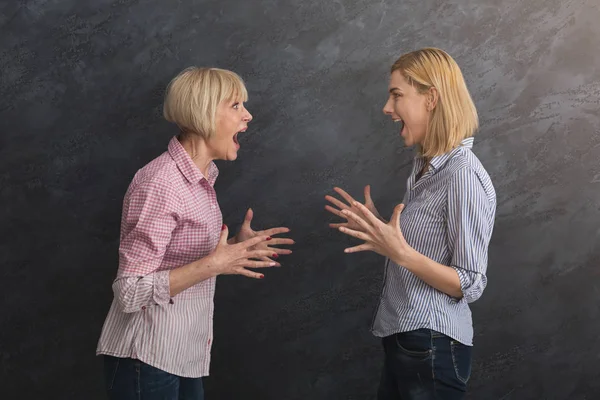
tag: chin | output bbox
[226,150,239,161]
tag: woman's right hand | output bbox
[325,185,386,232]
[210,224,281,279]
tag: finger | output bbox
[242,208,254,227]
[338,226,371,242]
[341,208,371,232]
[240,208,254,231]
[249,249,281,260]
[218,224,229,245]
[262,238,295,246]
[257,226,291,237]
[344,243,374,254]
[241,234,271,249]
[248,256,275,264]
[329,222,347,229]
[244,260,281,268]
[266,247,293,255]
[325,194,349,211]
[391,203,405,228]
[333,187,357,206]
[351,201,382,226]
[364,185,372,203]
[325,204,346,219]
[235,267,265,279]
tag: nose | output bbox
[243,108,253,122]
[382,97,393,116]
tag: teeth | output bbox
[394,119,403,123]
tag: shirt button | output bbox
[141,306,146,311]
[208,339,211,345]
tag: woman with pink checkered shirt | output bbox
[96,67,294,400]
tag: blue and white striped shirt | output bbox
[371,137,496,346]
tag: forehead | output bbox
[389,70,409,89]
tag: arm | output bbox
[397,251,463,299]
[113,179,216,313]
[399,168,493,301]
[445,167,494,302]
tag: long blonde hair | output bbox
[391,48,478,157]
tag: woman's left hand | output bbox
[336,201,414,264]
[233,208,294,261]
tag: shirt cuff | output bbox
[451,266,471,302]
[153,270,172,305]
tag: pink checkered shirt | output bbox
[96,136,223,378]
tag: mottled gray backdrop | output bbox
[1,0,599,399]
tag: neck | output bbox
[178,134,214,178]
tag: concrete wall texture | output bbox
[1,0,599,398]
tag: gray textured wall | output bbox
[1,0,599,399]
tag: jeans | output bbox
[103,356,204,400]
[377,329,472,400]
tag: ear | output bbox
[427,87,439,111]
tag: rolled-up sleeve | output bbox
[113,179,181,313]
[447,167,495,303]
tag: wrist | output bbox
[391,245,419,270]
[197,253,223,277]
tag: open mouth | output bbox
[233,127,247,146]
[394,119,405,135]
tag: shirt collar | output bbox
[420,137,474,172]
[168,136,219,186]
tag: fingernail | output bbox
[269,262,277,266]
[266,237,272,241]
[259,274,265,279]
[222,224,227,231]
[272,253,278,258]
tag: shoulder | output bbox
[445,148,496,201]
[126,152,183,204]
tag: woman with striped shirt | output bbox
[96,67,294,400]
[326,48,496,399]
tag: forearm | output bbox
[113,271,171,313]
[114,255,223,312]
[168,254,222,296]
[393,249,463,299]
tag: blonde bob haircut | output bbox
[391,47,478,158]
[163,67,248,139]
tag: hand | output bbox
[336,201,414,265]
[210,225,282,279]
[325,185,385,232]
[232,208,294,262]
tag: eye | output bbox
[232,102,240,110]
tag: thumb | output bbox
[219,224,229,245]
[364,185,372,202]
[391,204,405,228]
[242,208,253,227]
